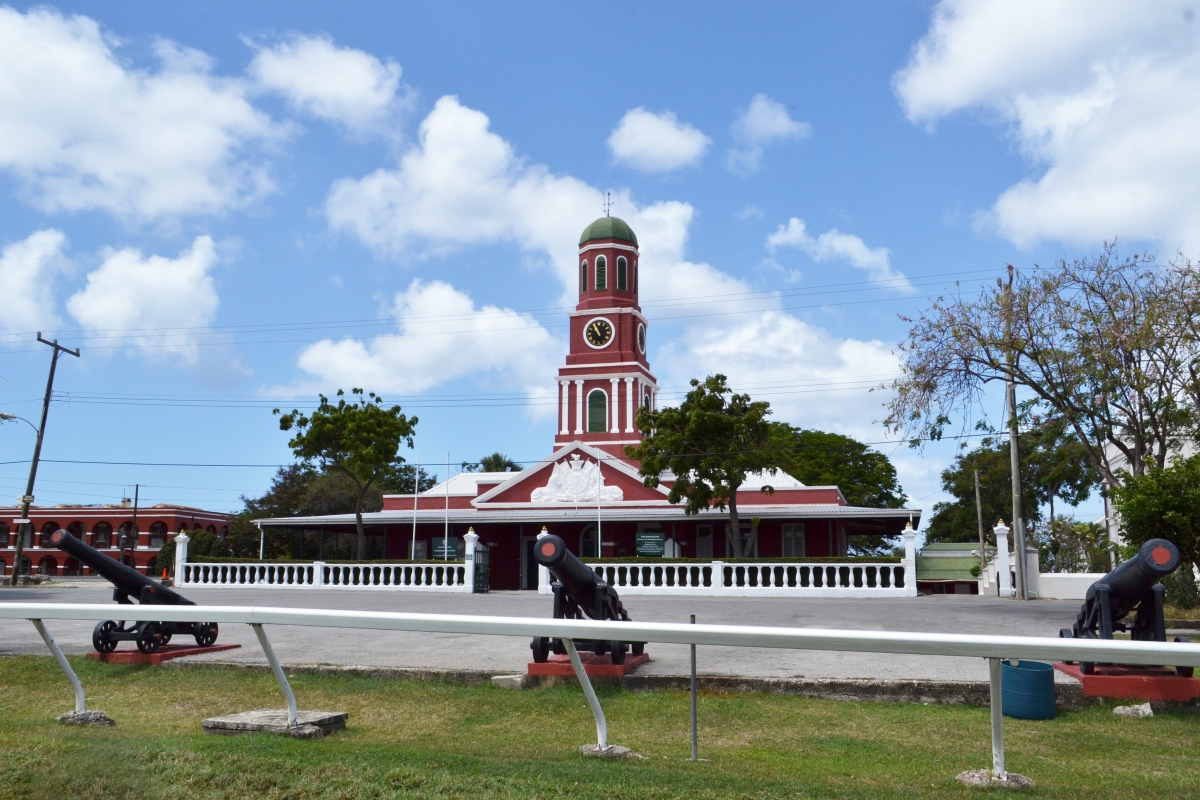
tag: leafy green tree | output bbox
[157,528,232,573]
[925,439,1021,545]
[1110,454,1200,570]
[1035,517,1111,574]
[771,427,905,508]
[627,375,784,557]
[276,389,418,560]
[766,426,907,556]
[462,452,520,472]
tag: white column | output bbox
[610,379,620,433]
[464,528,478,593]
[574,380,585,435]
[537,526,552,595]
[901,521,917,597]
[559,380,569,435]
[174,532,189,584]
[994,520,1014,598]
[625,377,635,432]
[651,387,657,411]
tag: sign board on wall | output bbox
[635,531,665,557]
[433,537,460,559]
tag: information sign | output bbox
[433,537,460,559]
[635,531,665,557]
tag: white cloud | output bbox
[766,218,909,287]
[894,0,1200,250]
[607,108,711,173]
[0,230,69,336]
[656,307,900,440]
[247,34,405,135]
[288,279,561,414]
[325,95,695,302]
[66,236,220,363]
[0,8,284,221]
[727,94,811,175]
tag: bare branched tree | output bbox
[885,243,1200,488]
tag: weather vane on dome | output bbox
[603,191,612,217]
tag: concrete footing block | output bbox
[201,709,347,737]
[57,710,115,726]
[580,744,643,759]
[955,770,1035,789]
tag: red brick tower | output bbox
[554,216,657,459]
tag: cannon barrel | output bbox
[534,534,602,611]
[49,528,192,606]
[1085,538,1179,622]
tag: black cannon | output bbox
[49,528,218,654]
[1059,537,1191,676]
[529,534,644,665]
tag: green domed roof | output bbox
[579,216,638,246]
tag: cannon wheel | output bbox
[530,636,550,663]
[136,622,165,654]
[609,641,626,666]
[92,620,119,653]
[1058,628,1077,664]
[631,641,645,657]
[1175,637,1195,678]
[194,622,218,648]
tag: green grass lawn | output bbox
[1,656,1198,799]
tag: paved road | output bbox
[0,582,1082,682]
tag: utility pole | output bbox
[10,334,80,585]
[1001,268,1029,600]
[974,469,987,573]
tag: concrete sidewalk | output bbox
[0,584,1085,684]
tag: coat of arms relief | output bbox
[531,454,624,503]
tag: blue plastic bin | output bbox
[1001,659,1056,720]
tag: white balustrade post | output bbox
[902,521,917,597]
[1025,545,1040,599]
[712,560,725,590]
[312,561,325,588]
[994,521,1014,598]
[464,528,478,593]
[537,527,552,595]
[174,532,189,585]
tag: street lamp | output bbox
[0,413,39,435]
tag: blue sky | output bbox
[1,1,1195,525]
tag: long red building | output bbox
[2,502,231,577]
[259,216,920,589]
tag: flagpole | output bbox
[411,453,419,560]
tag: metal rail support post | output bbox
[988,657,1006,780]
[562,638,607,748]
[31,619,85,713]
[690,614,698,760]
[251,623,297,728]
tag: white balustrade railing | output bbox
[180,560,470,592]
[585,560,914,597]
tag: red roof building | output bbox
[2,502,231,577]
[259,217,921,589]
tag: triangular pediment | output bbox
[473,441,670,506]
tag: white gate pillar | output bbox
[174,532,189,584]
[901,521,917,597]
[537,526,552,594]
[994,521,1014,598]
[464,528,478,593]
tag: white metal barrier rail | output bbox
[586,560,909,597]
[180,561,470,592]
[5,602,1200,782]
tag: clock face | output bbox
[584,317,614,348]
[637,323,646,354]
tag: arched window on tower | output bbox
[616,256,628,291]
[633,260,638,295]
[580,260,587,294]
[595,256,607,290]
[587,389,608,433]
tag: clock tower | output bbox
[555,216,657,459]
